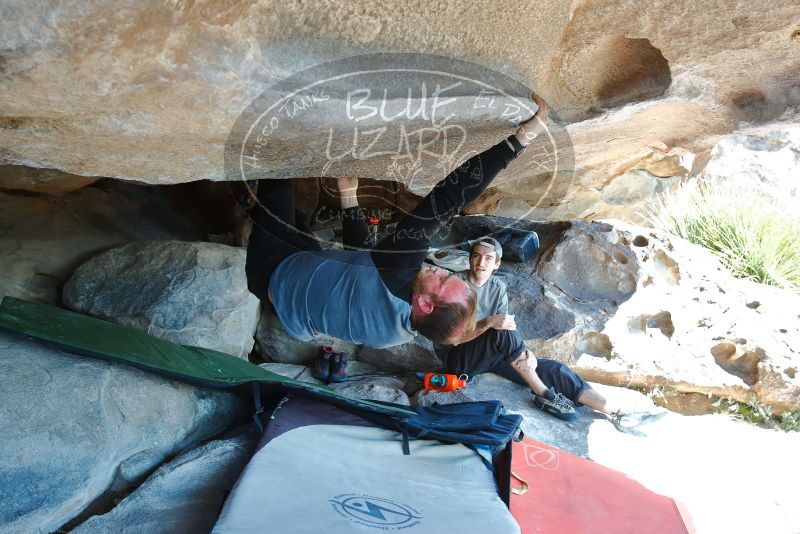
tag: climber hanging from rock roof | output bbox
[245,93,548,350]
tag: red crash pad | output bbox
[510,438,693,534]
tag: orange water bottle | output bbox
[423,373,468,392]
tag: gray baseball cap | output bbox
[468,236,503,259]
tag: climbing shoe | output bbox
[312,345,335,381]
[533,387,578,421]
[329,352,348,383]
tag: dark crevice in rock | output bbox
[647,311,675,339]
[653,250,681,285]
[728,84,794,125]
[55,465,138,533]
[57,422,261,533]
[575,331,613,360]
[556,35,672,120]
[628,311,675,339]
[711,342,762,386]
[594,37,671,109]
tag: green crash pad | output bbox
[0,296,414,418]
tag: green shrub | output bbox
[710,396,800,432]
[779,410,800,432]
[648,182,800,293]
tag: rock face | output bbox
[696,125,800,221]
[572,223,800,414]
[0,330,247,533]
[255,313,359,367]
[327,376,411,406]
[71,425,259,534]
[0,182,200,305]
[0,165,99,194]
[2,1,799,222]
[492,216,800,414]
[63,240,260,358]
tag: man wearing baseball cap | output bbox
[436,237,664,430]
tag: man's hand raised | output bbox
[337,177,359,209]
[514,92,550,147]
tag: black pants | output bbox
[245,178,376,306]
[245,180,322,305]
[439,329,590,405]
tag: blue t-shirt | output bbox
[269,249,417,349]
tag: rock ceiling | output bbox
[1,0,798,220]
